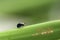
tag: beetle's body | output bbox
[0,20,60,40]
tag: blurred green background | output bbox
[0,0,60,31]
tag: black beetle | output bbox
[17,23,24,28]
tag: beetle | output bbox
[17,23,24,28]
